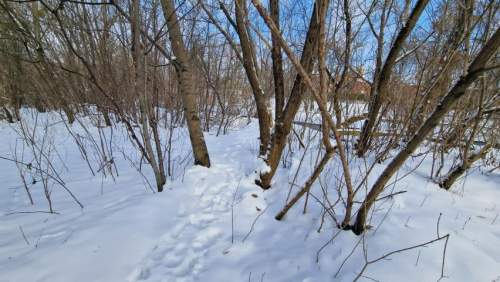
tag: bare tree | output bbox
[160,0,210,167]
[233,0,272,157]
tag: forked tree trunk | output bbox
[257,1,326,189]
[160,0,210,167]
[253,1,357,227]
[352,27,500,235]
[275,0,333,219]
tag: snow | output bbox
[256,157,271,174]
[0,111,499,282]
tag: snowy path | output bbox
[128,165,233,281]
[127,129,264,282]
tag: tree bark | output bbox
[270,0,285,125]
[160,0,210,167]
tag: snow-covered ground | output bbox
[0,111,499,282]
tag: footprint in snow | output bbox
[129,169,233,281]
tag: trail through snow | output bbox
[127,126,270,282]
[128,166,238,281]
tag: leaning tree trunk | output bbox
[352,27,500,235]
[439,143,492,190]
[410,0,474,136]
[160,0,210,167]
[356,0,430,157]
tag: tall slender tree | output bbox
[160,0,211,167]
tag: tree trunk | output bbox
[160,0,210,167]
[257,1,326,188]
[132,0,165,191]
[270,0,285,125]
[439,143,492,190]
[357,0,430,157]
[235,0,272,157]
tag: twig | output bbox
[492,213,498,225]
[420,194,430,207]
[5,210,60,216]
[242,206,269,242]
[462,216,471,230]
[353,234,449,281]
[231,179,242,244]
[334,236,363,277]
[405,216,412,228]
[316,229,343,263]
[19,226,31,246]
[437,213,442,237]
[373,200,395,235]
[375,190,407,202]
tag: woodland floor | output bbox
[0,112,499,282]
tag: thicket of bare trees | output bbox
[0,0,498,238]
